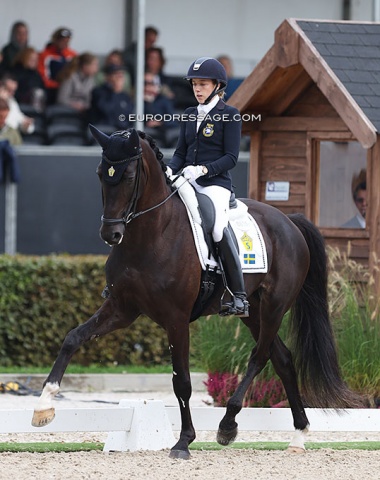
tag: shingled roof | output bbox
[297,20,380,132]
[230,19,380,148]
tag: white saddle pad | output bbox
[172,176,268,273]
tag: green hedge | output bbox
[0,255,171,367]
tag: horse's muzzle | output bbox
[100,219,125,246]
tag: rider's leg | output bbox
[216,226,249,317]
[196,184,249,318]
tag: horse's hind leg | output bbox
[270,335,309,453]
[217,321,273,444]
[217,296,286,446]
[32,300,137,427]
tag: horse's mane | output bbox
[137,130,172,187]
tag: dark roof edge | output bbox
[288,18,377,148]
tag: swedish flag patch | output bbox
[244,253,256,264]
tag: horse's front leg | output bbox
[32,300,138,427]
[166,323,194,460]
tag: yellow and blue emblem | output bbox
[108,166,116,177]
[240,232,253,251]
[203,123,214,137]
[244,253,256,264]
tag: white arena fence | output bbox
[0,400,379,452]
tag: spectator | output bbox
[57,52,99,112]
[145,46,174,99]
[0,97,22,145]
[1,21,29,72]
[12,47,46,110]
[89,64,134,131]
[341,180,367,228]
[216,55,243,100]
[143,72,178,147]
[124,25,159,87]
[38,27,77,105]
[95,49,131,93]
[0,72,35,134]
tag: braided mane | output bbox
[137,130,172,186]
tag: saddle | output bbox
[171,175,267,273]
[171,175,268,320]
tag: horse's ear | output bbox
[89,124,110,148]
[128,128,141,151]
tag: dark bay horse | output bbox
[32,126,362,458]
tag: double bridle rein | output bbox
[100,148,178,227]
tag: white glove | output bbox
[165,166,173,177]
[182,165,204,182]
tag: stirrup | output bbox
[220,294,249,318]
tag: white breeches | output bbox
[190,182,230,242]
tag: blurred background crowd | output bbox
[0,21,244,149]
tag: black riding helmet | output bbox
[185,57,227,104]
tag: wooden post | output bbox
[249,131,261,200]
[4,169,17,255]
[368,137,380,297]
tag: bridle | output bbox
[100,143,178,227]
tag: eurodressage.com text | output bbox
[126,113,262,123]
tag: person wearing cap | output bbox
[38,27,77,104]
[89,64,134,131]
[166,57,249,317]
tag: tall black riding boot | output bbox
[216,227,249,317]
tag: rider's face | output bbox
[192,78,216,104]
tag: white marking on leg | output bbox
[288,426,309,452]
[34,382,60,412]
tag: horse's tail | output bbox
[287,213,363,408]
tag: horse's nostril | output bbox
[100,226,124,245]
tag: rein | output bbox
[101,187,179,226]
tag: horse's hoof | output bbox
[169,449,191,460]
[217,427,238,446]
[31,408,55,427]
[287,446,306,454]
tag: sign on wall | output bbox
[265,181,290,201]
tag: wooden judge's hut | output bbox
[230,18,380,294]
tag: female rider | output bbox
[166,57,249,317]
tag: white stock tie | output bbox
[197,106,207,131]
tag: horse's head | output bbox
[90,124,143,246]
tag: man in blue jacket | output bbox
[90,64,133,131]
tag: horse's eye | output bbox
[125,173,135,184]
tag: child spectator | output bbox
[0,97,22,145]
[0,72,34,134]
